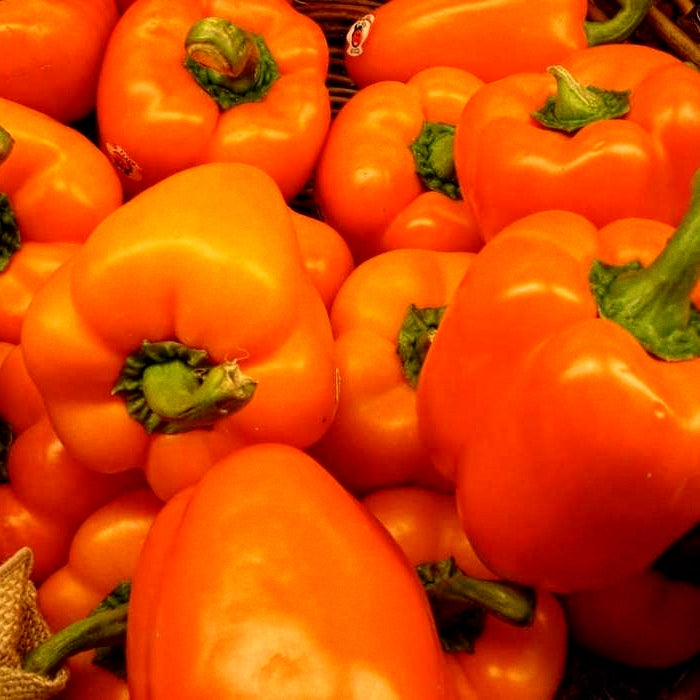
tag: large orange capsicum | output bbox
[0,98,123,343]
[20,163,339,498]
[454,43,700,241]
[314,66,484,263]
[417,174,700,594]
[97,0,331,200]
[343,0,651,88]
[309,248,474,495]
[0,0,119,123]
[127,443,456,699]
[362,486,568,700]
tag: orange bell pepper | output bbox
[126,443,456,699]
[0,98,123,342]
[309,248,474,495]
[36,488,161,698]
[417,177,700,593]
[38,488,162,633]
[56,650,130,700]
[0,416,143,583]
[97,0,331,200]
[363,486,568,700]
[291,209,355,310]
[565,567,700,669]
[314,66,484,262]
[21,163,339,497]
[454,43,700,241]
[343,0,651,88]
[0,343,45,436]
[0,0,119,123]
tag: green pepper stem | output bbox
[396,304,446,389]
[410,122,461,200]
[184,17,279,110]
[532,66,630,133]
[0,126,14,165]
[23,603,128,678]
[417,557,535,627]
[591,171,700,360]
[112,340,257,434]
[0,192,20,273]
[584,0,653,46]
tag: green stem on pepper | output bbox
[583,0,653,46]
[532,65,630,133]
[112,340,257,434]
[23,603,128,679]
[590,171,700,361]
[184,16,279,110]
[417,557,536,653]
[397,304,446,388]
[0,125,13,165]
[410,122,461,199]
[0,192,20,273]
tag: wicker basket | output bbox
[289,1,700,698]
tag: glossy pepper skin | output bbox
[37,488,160,700]
[564,566,700,669]
[291,210,355,310]
[454,44,700,242]
[363,487,568,700]
[0,0,119,123]
[343,0,650,88]
[21,163,339,495]
[416,201,700,593]
[309,248,474,495]
[314,66,484,263]
[0,343,44,435]
[0,416,143,583]
[97,0,331,200]
[0,98,123,342]
[127,443,456,699]
[38,487,161,632]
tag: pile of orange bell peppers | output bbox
[1,1,700,699]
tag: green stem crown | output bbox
[532,65,630,133]
[184,17,279,110]
[0,192,20,273]
[590,171,700,361]
[112,340,257,434]
[397,304,445,388]
[410,122,461,199]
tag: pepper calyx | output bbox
[532,65,630,133]
[590,172,700,361]
[0,193,20,273]
[0,125,14,165]
[397,304,446,388]
[410,121,461,199]
[184,16,279,110]
[112,340,257,434]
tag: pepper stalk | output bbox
[590,170,700,361]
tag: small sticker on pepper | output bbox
[346,14,374,57]
[105,143,143,181]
